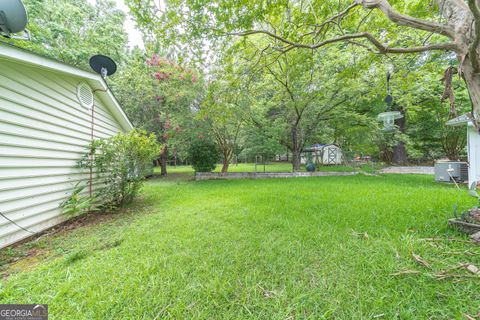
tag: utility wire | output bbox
[0,211,36,234]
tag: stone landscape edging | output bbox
[195,171,358,181]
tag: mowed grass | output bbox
[1,174,479,319]
[158,162,379,175]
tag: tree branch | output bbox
[356,0,456,38]
[229,30,459,54]
[314,2,360,32]
[467,0,480,72]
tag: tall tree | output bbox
[239,45,352,171]
[8,0,128,68]
[111,50,203,175]
[201,77,245,173]
[127,0,480,121]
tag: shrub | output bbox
[188,139,220,172]
[78,130,160,210]
[60,182,98,216]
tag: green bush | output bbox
[188,139,220,172]
[78,129,160,210]
[60,182,98,216]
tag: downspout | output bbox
[90,88,108,197]
[89,102,95,197]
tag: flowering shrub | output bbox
[147,53,199,83]
[78,130,160,210]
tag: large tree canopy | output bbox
[127,0,480,118]
[7,0,128,68]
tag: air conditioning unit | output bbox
[434,161,468,183]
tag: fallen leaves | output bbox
[419,237,474,244]
[257,284,277,298]
[412,253,431,269]
[351,230,369,239]
[390,252,480,282]
[463,263,480,275]
[390,269,421,276]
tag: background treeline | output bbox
[7,0,471,173]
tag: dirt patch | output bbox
[0,204,146,279]
[1,248,51,280]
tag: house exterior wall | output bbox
[0,57,127,248]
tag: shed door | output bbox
[327,147,337,165]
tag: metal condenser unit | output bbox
[434,161,468,183]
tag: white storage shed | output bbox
[301,144,343,165]
[0,43,133,248]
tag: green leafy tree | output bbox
[127,0,480,121]
[9,0,128,68]
[241,45,353,171]
[111,50,204,175]
[200,62,246,173]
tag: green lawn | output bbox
[158,162,379,175]
[1,174,479,319]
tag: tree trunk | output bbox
[381,146,393,165]
[462,56,480,117]
[221,157,229,173]
[291,126,302,171]
[292,150,302,171]
[392,105,407,165]
[392,141,407,165]
[159,146,168,176]
[221,148,232,173]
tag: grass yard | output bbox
[1,174,479,319]
[158,162,379,175]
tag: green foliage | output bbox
[60,182,97,217]
[110,50,204,173]
[468,182,480,205]
[126,0,472,165]
[187,139,220,172]
[8,0,128,69]
[78,130,160,210]
[199,64,246,171]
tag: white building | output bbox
[446,113,479,186]
[301,144,343,165]
[0,43,133,248]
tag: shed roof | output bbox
[303,144,341,152]
[0,42,133,131]
[446,113,472,127]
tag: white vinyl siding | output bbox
[0,57,128,248]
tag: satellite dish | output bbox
[0,0,28,36]
[89,55,117,78]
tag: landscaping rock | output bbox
[470,231,480,243]
[448,218,480,235]
[468,208,480,223]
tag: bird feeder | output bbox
[377,111,403,132]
